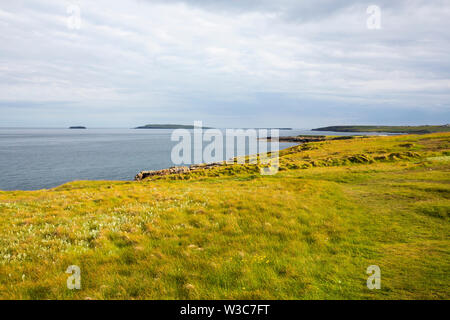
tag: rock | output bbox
[189,161,225,170]
[135,166,190,180]
[184,283,195,290]
[135,162,226,181]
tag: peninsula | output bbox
[312,125,450,134]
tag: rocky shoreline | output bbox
[135,162,226,181]
[135,135,356,180]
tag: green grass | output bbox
[0,133,449,299]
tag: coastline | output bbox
[0,129,440,191]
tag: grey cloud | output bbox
[0,0,449,127]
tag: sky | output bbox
[0,0,449,128]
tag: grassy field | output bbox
[0,133,449,299]
[312,125,450,134]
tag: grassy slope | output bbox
[0,133,449,300]
[312,125,450,134]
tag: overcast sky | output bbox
[0,0,449,128]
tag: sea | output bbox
[0,128,391,190]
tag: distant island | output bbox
[265,135,356,143]
[69,126,86,129]
[135,124,213,129]
[135,124,292,130]
[312,125,450,134]
[241,127,292,130]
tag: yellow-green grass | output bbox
[0,133,449,299]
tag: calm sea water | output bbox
[0,128,389,190]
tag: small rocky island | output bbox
[69,126,86,129]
